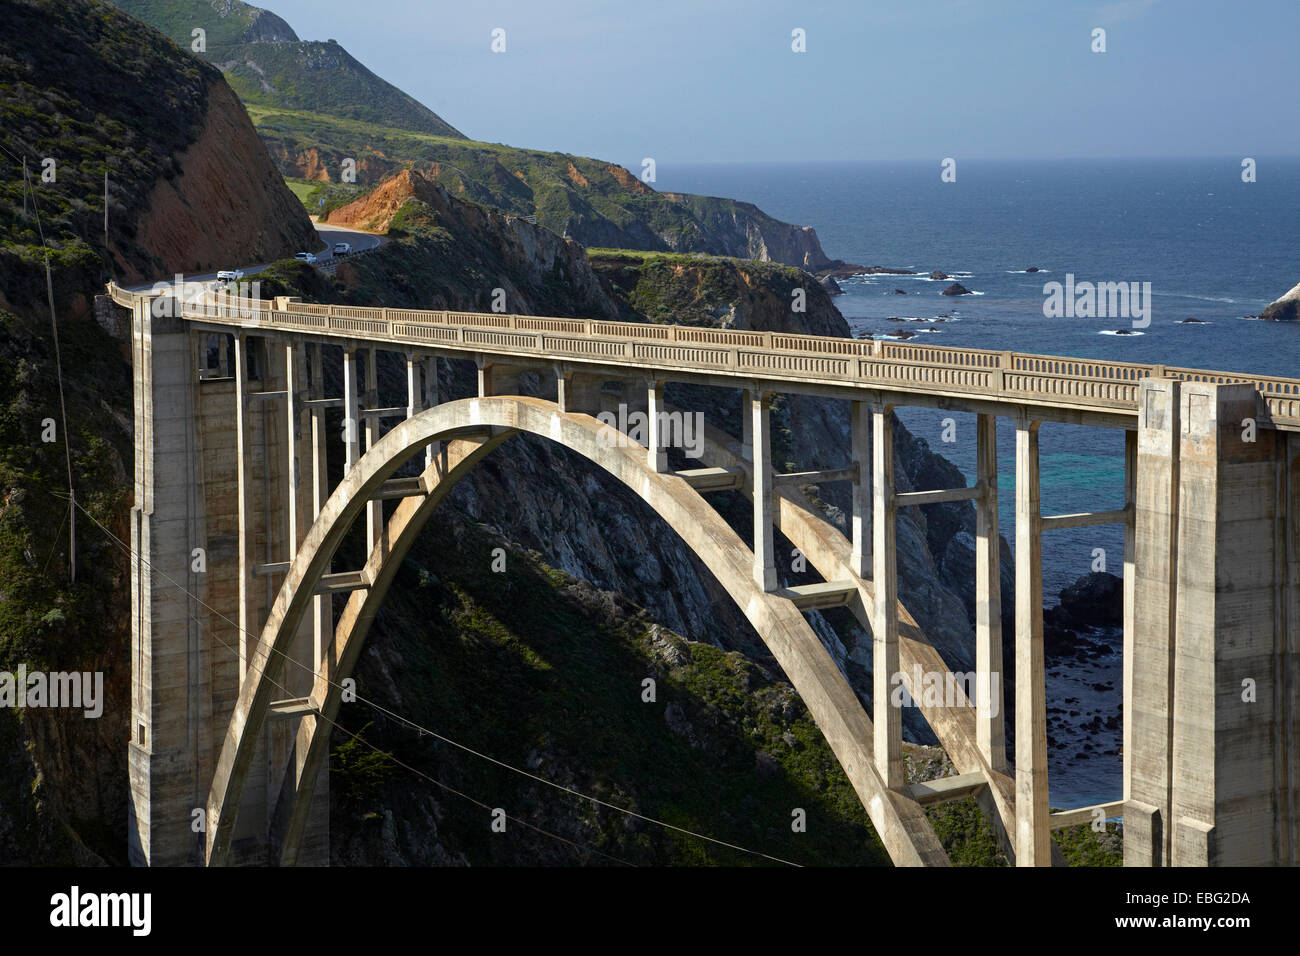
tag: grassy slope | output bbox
[0,0,213,296]
[250,105,815,257]
[110,0,464,136]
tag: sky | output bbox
[261,0,1300,167]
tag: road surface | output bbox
[123,221,384,294]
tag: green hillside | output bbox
[0,0,211,306]
[254,104,832,264]
[110,0,465,136]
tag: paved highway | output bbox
[123,221,383,294]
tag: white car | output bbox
[295,252,317,264]
[216,269,243,283]
[333,242,351,256]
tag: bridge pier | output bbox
[1126,379,1299,865]
[129,303,330,865]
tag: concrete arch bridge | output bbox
[107,282,1300,867]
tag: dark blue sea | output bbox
[657,158,1300,808]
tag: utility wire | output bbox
[12,138,77,582]
[59,492,801,867]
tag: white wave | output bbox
[1150,292,1240,304]
[1098,329,1146,336]
[1006,269,1051,274]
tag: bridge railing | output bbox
[105,282,1300,427]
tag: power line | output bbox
[59,492,801,867]
[16,142,77,583]
[61,494,633,868]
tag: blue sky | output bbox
[264,0,1299,166]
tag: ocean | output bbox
[656,158,1300,808]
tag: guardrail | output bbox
[106,282,1300,428]
[316,243,382,275]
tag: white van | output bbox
[216,269,243,283]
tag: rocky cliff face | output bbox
[128,76,317,279]
[662,194,834,271]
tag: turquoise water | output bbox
[659,157,1300,592]
[656,158,1300,808]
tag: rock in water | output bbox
[892,288,906,294]
[929,270,949,280]
[1025,266,1040,273]
[1047,572,1123,629]
[1260,282,1300,321]
[941,282,972,296]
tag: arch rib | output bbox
[206,396,949,867]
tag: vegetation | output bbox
[0,0,216,300]
[109,0,464,136]
[282,176,367,217]
[332,520,892,866]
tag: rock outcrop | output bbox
[942,282,973,296]
[1047,572,1123,630]
[1260,282,1300,321]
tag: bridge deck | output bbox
[108,283,1300,430]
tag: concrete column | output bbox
[740,388,753,462]
[405,353,420,421]
[751,392,777,591]
[871,403,902,790]
[647,379,668,472]
[364,348,381,553]
[976,412,1006,772]
[1169,382,1281,865]
[217,334,229,377]
[285,342,306,553]
[476,355,492,398]
[127,298,209,866]
[1014,416,1049,865]
[850,401,870,578]
[1285,431,1300,866]
[1122,428,1137,805]
[308,344,331,676]
[235,333,254,688]
[342,348,360,470]
[424,355,439,468]
[1126,379,1179,866]
[554,364,570,413]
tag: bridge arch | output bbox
[204,395,949,867]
